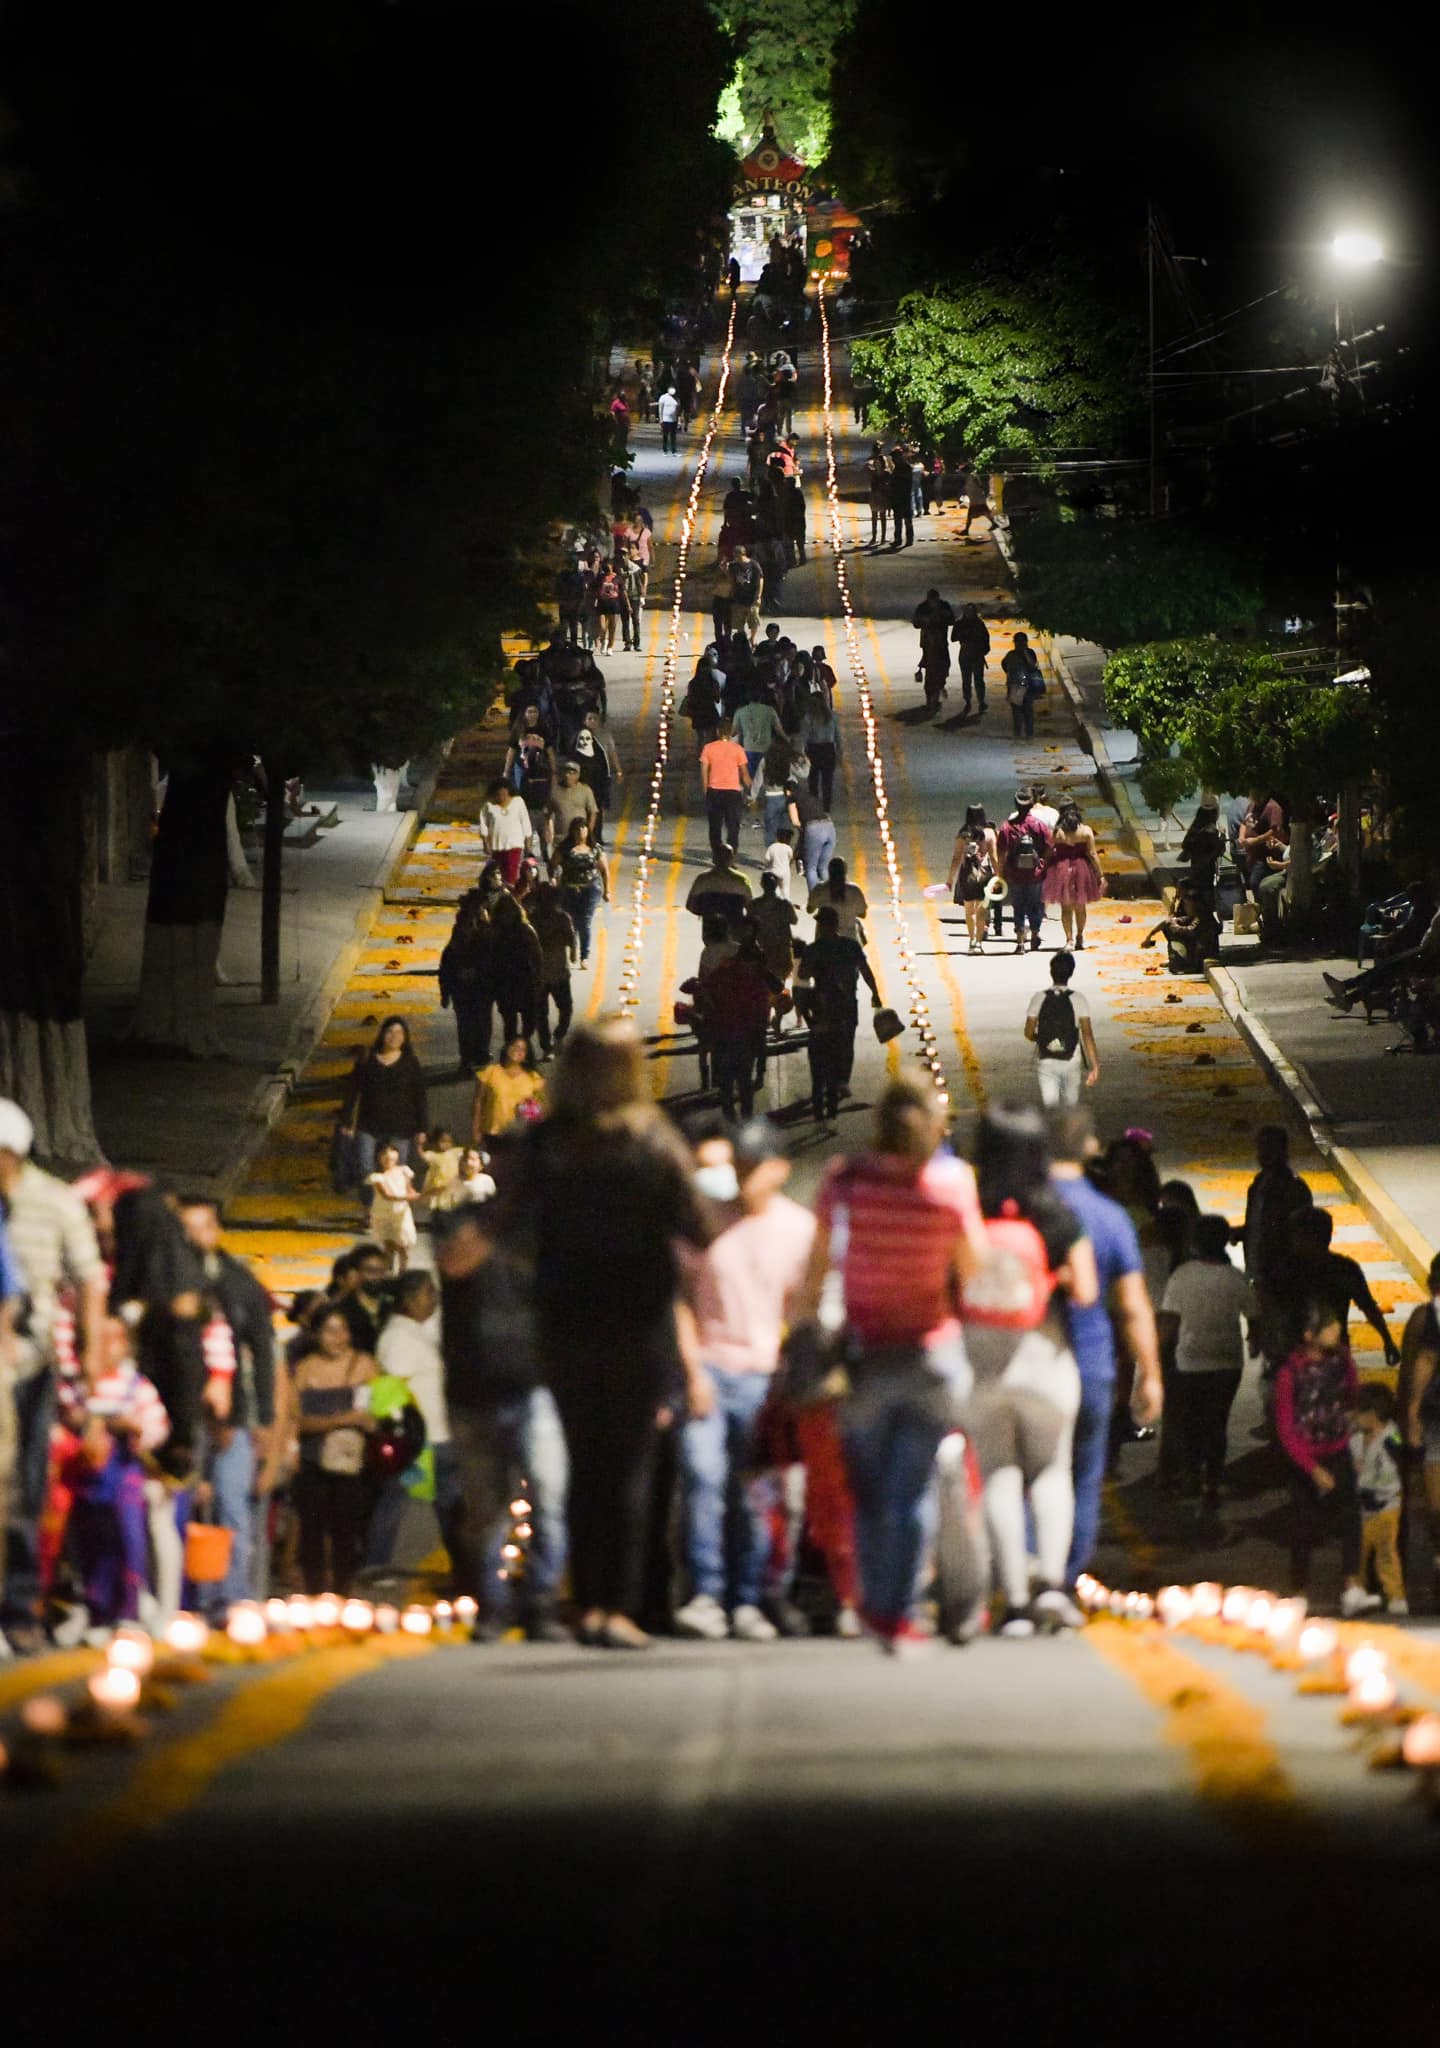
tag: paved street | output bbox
[6,325,1437,2040]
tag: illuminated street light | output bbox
[1330,231,1383,269]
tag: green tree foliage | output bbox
[851,280,1141,470]
[712,1,857,166]
[1017,517,1264,651]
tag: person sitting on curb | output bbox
[1141,882,1221,974]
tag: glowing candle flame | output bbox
[88,1666,142,1712]
[165,1612,210,1656]
[106,1626,155,1678]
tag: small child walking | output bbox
[1275,1303,1368,1615]
[367,1140,419,1272]
[419,1126,464,1209]
[1351,1382,1408,1616]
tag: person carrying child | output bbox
[1274,1300,1369,1614]
[1350,1382,1408,1615]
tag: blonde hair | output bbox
[547,1016,651,1124]
[871,1068,947,1165]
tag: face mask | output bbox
[695,1163,740,1202]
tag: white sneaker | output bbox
[1340,1586,1382,1618]
[51,1603,92,1649]
[673,1593,729,1641]
[1387,1597,1411,1617]
[835,1604,863,1639]
[731,1603,779,1643]
[1032,1588,1085,1632]
[998,1610,1036,1639]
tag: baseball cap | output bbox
[0,1098,35,1158]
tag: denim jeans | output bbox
[563,883,602,965]
[801,818,837,891]
[762,793,789,844]
[206,1424,256,1615]
[1066,1376,1114,1583]
[2,1368,57,1623]
[452,1389,570,1614]
[1009,879,1044,939]
[681,1368,773,1609]
[1010,696,1035,739]
[838,1337,968,1628]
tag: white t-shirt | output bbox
[1026,986,1090,1058]
[1160,1258,1259,1373]
[657,391,680,423]
[377,1314,450,1445]
[690,1195,817,1375]
[480,798,531,852]
[764,842,796,901]
[1029,802,1060,831]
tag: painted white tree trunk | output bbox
[372,763,407,814]
[226,792,258,888]
[130,921,227,1056]
[0,1012,103,1165]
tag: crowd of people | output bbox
[2,1055,1427,1663]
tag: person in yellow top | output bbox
[419,1125,464,1204]
[472,1036,545,1142]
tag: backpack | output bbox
[961,1214,1053,1331]
[1011,829,1041,877]
[1035,986,1080,1060]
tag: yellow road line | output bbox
[1084,1616,1312,1850]
[0,1634,435,1958]
[0,1647,102,1712]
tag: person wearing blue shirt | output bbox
[1049,1109,1163,1584]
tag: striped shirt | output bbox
[818,1152,981,1346]
[3,1162,105,1369]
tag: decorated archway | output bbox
[729,123,813,284]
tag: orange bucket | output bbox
[184,1521,234,1585]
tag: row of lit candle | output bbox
[815,282,949,1103]
[1075,1574,1440,1767]
[617,298,739,1014]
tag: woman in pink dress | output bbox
[1041,801,1104,948]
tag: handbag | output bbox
[320,1424,366,1476]
[776,1202,854,1407]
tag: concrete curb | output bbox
[214,781,436,1211]
[1207,964,1436,1286]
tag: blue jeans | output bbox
[564,883,602,964]
[198,1424,256,1617]
[762,793,789,844]
[3,1368,57,1623]
[452,1390,570,1613]
[1009,878,1044,939]
[838,1339,968,1627]
[1067,1376,1114,1584]
[801,819,837,891]
[681,1369,772,1608]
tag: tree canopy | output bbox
[851,279,1141,471]
[1017,516,1264,651]
[712,0,856,167]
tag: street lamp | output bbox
[1330,231,1383,269]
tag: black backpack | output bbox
[1035,987,1080,1060]
[1012,830,1040,876]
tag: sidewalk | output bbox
[1044,626,1440,1279]
[84,780,424,1197]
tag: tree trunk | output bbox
[130,755,232,1055]
[260,756,287,1006]
[0,742,102,1164]
[1286,798,1315,918]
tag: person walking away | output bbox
[951,604,990,714]
[431,1203,569,1640]
[751,870,798,993]
[730,547,765,643]
[554,818,609,968]
[710,555,736,647]
[685,843,754,931]
[530,881,578,1057]
[912,589,955,708]
[948,829,995,953]
[797,905,881,1128]
[962,1103,1099,1635]
[657,384,680,454]
[1274,1301,1369,1613]
[1024,951,1098,1106]
[865,443,890,547]
[1232,1125,1313,1370]
[756,734,795,848]
[700,718,750,863]
[807,857,868,942]
[0,1102,107,1652]
[798,690,842,808]
[733,690,783,785]
[487,889,544,1045]
[787,778,836,893]
[675,1121,816,1642]
[1350,1383,1407,1615]
[887,445,915,549]
[1155,1215,1258,1510]
[703,944,774,1122]
[947,803,1002,941]
[472,1037,545,1143]
[998,789,1052,952]
[438,895,497,1074]
[789,1072,988,1653]
[1274,1206,1401,1369]
[342,1018,429,1179]
[1049,1110,1162,1585]
[1002,632,1044,740]
[762,826,797,904]
[178,1196,278,1604]
[1043,802,1104,949]
[501,1021,713,1648]
[292,1308,377,1595]
[961,464,993,538]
